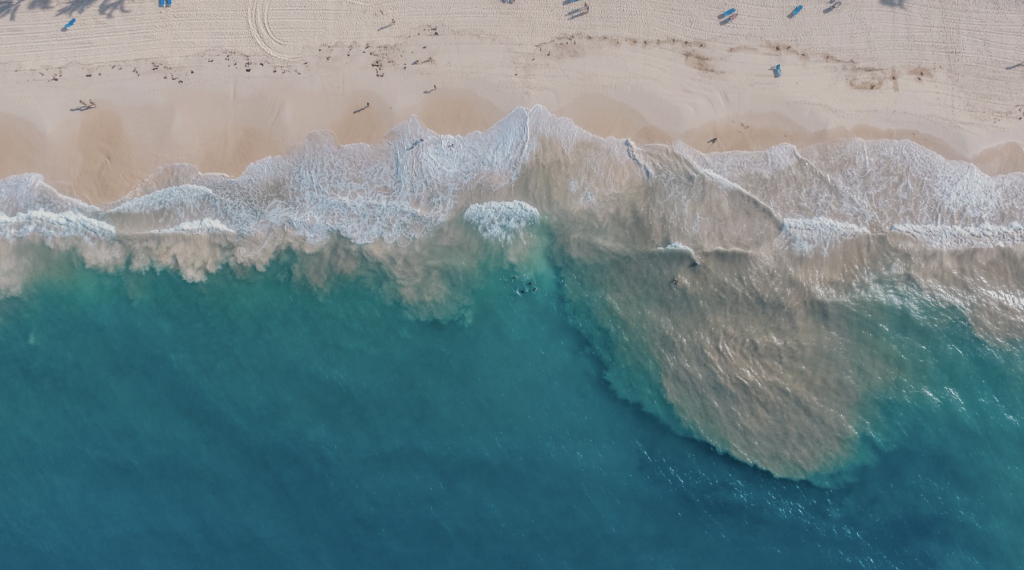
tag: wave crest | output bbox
[4,105,1024,482]
[464,201,540,242]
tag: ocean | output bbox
[1,106,1022,568]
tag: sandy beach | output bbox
[8,6,1024,561]
[3,0,1024,203]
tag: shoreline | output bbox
[4,86,1023,206]
[4,0,1024,203]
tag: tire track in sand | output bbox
[248,0,325,60]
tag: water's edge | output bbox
[4,105,1024,483]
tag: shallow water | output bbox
[0,257,1021,568]
[2,107,1024,566]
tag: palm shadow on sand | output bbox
[56,0,129,17]
[0,0,52,20]
[2,0,126,19]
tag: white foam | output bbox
[625,139,652,178]
[891,223,1024,249]
[4,105,1024,483]
[153,219,236,235]
[0,210,116,241]
[0,173,99,217]
[656,241,692,255]
[689,139,1024,232]
[780,217,870,252]
[2,106,1023,271]
[464,201,540,242]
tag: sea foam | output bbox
[4,105,1024,482]
[464,201,540,242]
[0,210,116,241]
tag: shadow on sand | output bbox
[0,0,51,20]
[2,0,127,20]
[58,0,130,17]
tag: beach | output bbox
[5,2,1024,566]
[3,0,1024,203]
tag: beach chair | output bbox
[160,0,165,6]
[718,8,736,19]
[63,18,75,30]
[773,64,782,78]
[790,5,803,16]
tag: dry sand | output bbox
[3,0,1024,203]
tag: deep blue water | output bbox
[1,256,1022,569]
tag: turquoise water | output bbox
[1,251,1022,568]
[4,109,1024,566]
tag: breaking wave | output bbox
[4,105,1024,482]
